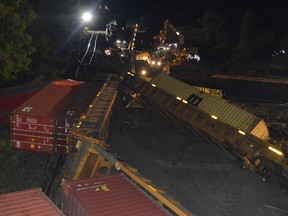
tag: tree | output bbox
[237,10,258,58]
[0,0,35,83]
[201,9,225,43]
[255,31,276,58]
[199,9,233,69]
[229,10,259,72]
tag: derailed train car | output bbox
[11,79,104,154]
[211,74,288,103]
[64,75,122,180]
[124,73,288,180]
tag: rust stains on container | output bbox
[0,188,64,216]
[61,174,172,216]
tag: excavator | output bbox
[159,19,185,47]
[154,19,188,67]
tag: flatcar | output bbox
[64,75,122,180]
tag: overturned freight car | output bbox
[64,76,121,180]
[211,74,288,103]
[11,79,104,154]
[124,73,288,180]
[147,73,270,140]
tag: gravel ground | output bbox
[0,148,48,193]
[108,107,288,216]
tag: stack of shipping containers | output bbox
[10,79,103,154]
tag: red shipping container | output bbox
[61,174,172,216]
[0,83,47,125]
[0,188,64,216]
[11,79,101,154]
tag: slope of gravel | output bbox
[108,107,288,216]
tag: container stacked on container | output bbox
[11,79,102,154]
[0,188,64,216]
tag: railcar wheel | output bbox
[119,121,133,133]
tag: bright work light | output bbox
[82,12,92,22]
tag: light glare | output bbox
[82,12,92,22]
[268,146,283,156]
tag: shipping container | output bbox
[0,188,64,216]
[211,74,288,103]
[0,83,47,125]
[150,74,270,140]
[61,174,172,216]
[11,79,103,153]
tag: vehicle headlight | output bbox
[141,70,147,75]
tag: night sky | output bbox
[82,0,288,32]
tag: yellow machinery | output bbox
[135,51,151,64]
[159,19,185,47]
[156,19,189,67]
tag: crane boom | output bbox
[160,19,185,46]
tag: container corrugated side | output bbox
[211,74,288,103]
[11,114,54,134]
[250,119,270,140]
[61,174,172,216]
[150,74,270,140]
[11,131,55,153]
[211,74,288,84]
[11,114,79,153]
[0,188,64,216]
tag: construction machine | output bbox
[159,19,185,47]
[154,19,189,67]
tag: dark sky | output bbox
[82,0,288,33]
